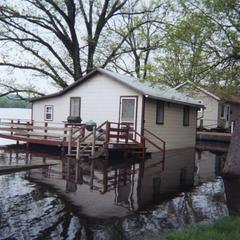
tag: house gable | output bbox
[175,81,221,101]
[32,73,143,134]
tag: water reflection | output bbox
[0,145,229,218]
[1,144,239,239]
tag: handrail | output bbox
[77,121,107,143]
[134,131,165,153]
[144,128,166,145]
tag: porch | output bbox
[0,118,165,166]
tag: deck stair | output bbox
[67,121,166,168]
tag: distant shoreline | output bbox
[0,106,31,109]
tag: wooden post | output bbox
[104,122,110,161]
[91,126,96,158]
[68,127,73,155]
[16,120,20,145]
[117,122,120,143]
[102,161,108,193]
[126,124,129,144]
[44,122,48,139]
[11,119,13,135]
[63,123,67,142]
[90,159,94,190]
[76,137,80,160]
[27,121,30,138]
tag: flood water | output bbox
[0,143,238,240]
[0,108,239,239]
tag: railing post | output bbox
[44,122,48,139]
[68,127,73,155]
[91,126,96,158]
[26,121,31,138]
[125,124,129,144]
[63,123,67,141]
[105,121,110,144]
[117,122,120,143]
[76,137,80,160]
[104,121,110,161]
[11,119,13,135]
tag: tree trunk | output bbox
[223,112,240,178]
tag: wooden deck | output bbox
[197,131,232,142]
[0,119,166,168]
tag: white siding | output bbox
[144,98,197,151]
[176,85,219,128]
[32,73,143,134]
[192,91,219,128]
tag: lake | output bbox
[0,108,238,240]
[0,108,31,145]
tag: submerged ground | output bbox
[0,141,239,240]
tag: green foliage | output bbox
[147,0,240,93]
[143,217,240,240]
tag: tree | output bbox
[0,0,165,97]
[147,0,240,89]
[109,1,170,80]
[223,111,240,177]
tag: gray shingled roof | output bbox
[31,68,203,108]
[99,68,203,108]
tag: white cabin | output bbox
[175,80,240,130]
[31,68,203,150]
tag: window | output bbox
[156,101,164,124]
[220,103,225,118]
[121,98,136,122]
[45,105,53,121]
[70,97,81,117]
[183,106,190,126]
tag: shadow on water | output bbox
[0,141,239,239]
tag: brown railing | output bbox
[0,118,80,141]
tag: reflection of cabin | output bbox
[175,81,240,130]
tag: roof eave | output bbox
[147,95,204,108]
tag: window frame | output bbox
[69,97,81,117]
[220,103,225,119]
[183,106,190,126]
[156,101,165,125]
[44,105,53,121]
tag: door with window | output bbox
[119,96,137,139]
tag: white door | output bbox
[119,96,137,138]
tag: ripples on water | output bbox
[0,143,238,240]
[0,173,83,239]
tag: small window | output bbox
[156,101,164,124]
[70,97,81,117]
[183,106,190,126]
[45,105,53,121]
[220,103,225,118]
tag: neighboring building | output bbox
[30,68,203,151]
[175,80,240,129]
